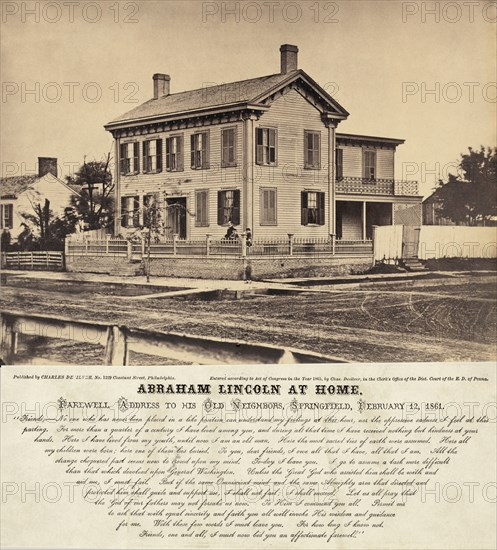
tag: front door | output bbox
[166,197,187,239]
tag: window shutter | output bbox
[232,190,240,225]
[178,136,184,171]
[256,128,263,165]
[203,132,209,169]
[120,197,127,227]
[301,192,308,225]
[269,128,277,164]
[166,138,171,171]
[318,192,325,225]
[191,135,195,168]
[142,141,148,172]
[133,196,140,227]
[133,142,139,174]
[156,139,163,172]
[217,191,224,225]
[119,143,126,174]
[0,206,3,229]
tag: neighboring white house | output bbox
[0,157,80,240]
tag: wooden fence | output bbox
[0,310,347,365]
[1,251,64,270]
[66,235,373,259]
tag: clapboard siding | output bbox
[120,122,243,239]
[253,89,329,238]
[339,144,395,180]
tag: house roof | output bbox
[0,175,39,199]
[336,133,405,146]
[106,69,349,129]
[0,173,81,200]
[422,180,469,204]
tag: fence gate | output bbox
[402,226,420,259]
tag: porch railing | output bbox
[66,234,373,259]
[336,177,419,196]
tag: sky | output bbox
[1,0,496,197]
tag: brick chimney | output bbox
[280,44,298,74]
[153,73,170,99]
[38,157,58,178]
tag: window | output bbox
[143,139,162,173]
[120,196,140,228]
[336,148,343,181]
[260,188,277,225]
[119,142,139,175]
[217,190,240,225]
[166,135,183,171]
[221,128,237,167]
[195,190,209,227]
[304,131,320,169]
[191,132,209,169]
[363,150,376,180]
[256,128,277,165]
[0,204,14,229]
[301,191,325,225]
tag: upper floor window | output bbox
[0,204,13,229]
[304,131,320,169]
[191,132,209,169]
[363,150,376,180]
[217,190,240,226]
[301,191,325,226]
[256,128,277,166]
[336,148,343,181]
[120,142,139,175]
[143,139,162,173]
[221,128,237,167]
[166,135,183,172]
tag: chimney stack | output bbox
[38,157,58,178]
[280,44,298,74]
[153,73,171,99]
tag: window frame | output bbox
[195,190,209,227]
[304,130,321,170]
[221,127,237,168]
[260,187,277,226]
[142,138,163,174]
[301,191,325,226]
[166,134,184,172]
[119,141,139,175]
[363,149,377,180]
[1,204,14,229]
[217,189,240,226]
[191,131,210,170]
[255,127,277,166]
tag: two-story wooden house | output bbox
[104,45,422,241]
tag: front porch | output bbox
[336,200,392,241]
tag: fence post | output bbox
[106,235,110,255]
[127,240,132,260]
[85,238,88,255]
[288,233,294,256]
[46,251,49,268]
[330,233,336,256]
[104,325,128,365]
[205,233,211,256]
[173,234,178,256]
[141,236,145,260]
[64,238,69,260]
[0,314,18,363]
[31,252,34,270]
[241,233,247,258]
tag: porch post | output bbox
[327,121,337,237]
[362,201,367,241]
[114,135,121,236]
[243,114,255,232]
